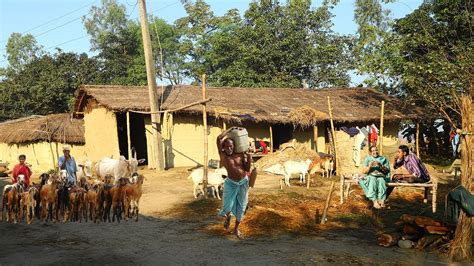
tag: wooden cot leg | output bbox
[345,182,351,199]
[423,187,428,204]
[340,175,345,204]
[432,183,437,213]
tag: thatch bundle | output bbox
[288,105,327,129]
[254,140,320,171]
[0,114,84,144]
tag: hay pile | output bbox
[288,105,327,129]
[254,140,320,171]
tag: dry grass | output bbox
[0,113,84,144]
[255,141,320,170]
[288,105,327,129]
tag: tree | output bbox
[4,33,44,74]
[176,0,353,88]
[83,0,145,85]
[0,50,101,121]
[355,0,473,260]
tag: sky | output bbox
[0,0,423,84]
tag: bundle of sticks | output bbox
[378,214,453,250]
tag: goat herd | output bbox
[1,172,145,225]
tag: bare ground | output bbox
[0,167,452,265]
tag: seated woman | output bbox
[359,145,391,209]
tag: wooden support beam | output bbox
[327,97,340,203]
[269,125,273,153]
[416,122,420,157]
[130,98,212,114]
[202,74,208,198]
[379,100,385,155]
[127,111,132,159]
[313,125,318,152]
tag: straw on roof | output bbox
[74,85,425,125]
[0,113,84,145]
[288,105,327,128]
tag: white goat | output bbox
[188,167,228,199]
[281,159,312,189]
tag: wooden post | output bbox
[223,121,227,131]
[379,101,385,155]
[269,125,273,153]
[127,111,132,159]
[202,74,208,198]
[313,125,318,152]
[449,95,473,261]
[321,180,336,224]
[416,122,420,157]
[327,97,340,202]
[138,0,164,171]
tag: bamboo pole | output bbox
[269,125,273,153]
[127,111,132,159]
[379,101,385,155]
[313,125,318,152]
[321,180,336,224]
[130,98,212,114]
[223,121,227,131]
[202,74,208,198]
[416,122,420,157]
[327,97,340,203]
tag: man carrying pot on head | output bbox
[216,127,257,239]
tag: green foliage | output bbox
[354,0,472,126]
[5,33,44,74]
[0,50,101,122]
[176,0,353,87]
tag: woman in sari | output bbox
[359,145,391,209]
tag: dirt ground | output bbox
[0,167,455,264]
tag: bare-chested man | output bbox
[216,128,253,239]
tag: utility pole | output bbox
[138,0,164,171]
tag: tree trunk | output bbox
[449,95,473,261]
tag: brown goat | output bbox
[40,175,59,223]
[19,186,38,224]
[2,184,22,223]
[123,174,145,222]
[85,183,103,223]
[110,178,128,223]
[68,187,86,223]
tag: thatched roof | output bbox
[0,114,85,145]
[74,85,424,125]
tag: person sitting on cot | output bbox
[359,145,391,209]
[392,145,431,183]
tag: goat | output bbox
[85,183,103,223]
[19,186,39,224]
[110,178,128,223]
[188,167,228,199]
[281,159,312,189]
[40,175,59,223]
[123,174,145,222]
[1,182,22,223]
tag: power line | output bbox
[0,1,97,44]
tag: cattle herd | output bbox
[1,156,145,225]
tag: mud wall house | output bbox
[73,85,423,173]
[0,114,86,173]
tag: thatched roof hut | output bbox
[0,114,85,145]
[74,85,424,125]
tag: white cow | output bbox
[188,167,228,199]
[77,159,93,180]
[282,159,312,189]
[95,156,145,184]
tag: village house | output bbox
[72,85,423,174]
